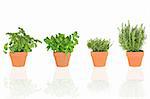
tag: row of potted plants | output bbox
[3,21,146,67]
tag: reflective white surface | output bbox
[0,0,149,98]
[0,65,148,99]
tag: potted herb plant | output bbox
[44,31,79,67]
[87,38,112,67]
[4,27,42,67]
[118,21,146,67]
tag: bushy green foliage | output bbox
[118,21,146,52]
[87,38,111,52]
[4,27,42,53]
[44,31,79,54]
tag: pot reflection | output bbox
[127,67,144,81]
[10,67,27,79]
[119,67,144,97]
[45,67,78,97]
[4,67,38,99]
[88,67,109,93]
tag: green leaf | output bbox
[3,43,8,54]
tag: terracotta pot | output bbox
[126,52,144,67]
[91,52,108,67]
[53,52,71,67]
[9,52,28,67]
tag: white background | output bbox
[0,0,150,99]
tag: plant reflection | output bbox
[45,67,78,97]
[88,67,109,93]
[120,67,144,97]
[4,67,38,99]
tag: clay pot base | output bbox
[53,52,71,67]
[10,52,28,67]
[126,52,144,67]
[91,52,108,67]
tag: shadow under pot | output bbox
[91,52,108,67]
[126,52,144,67]
[53,52,71,67]
[9,52,28,67]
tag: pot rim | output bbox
[9,52,28,53]
[126,51,144,53]
[91,51,108,53]
[53,52,71,54]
